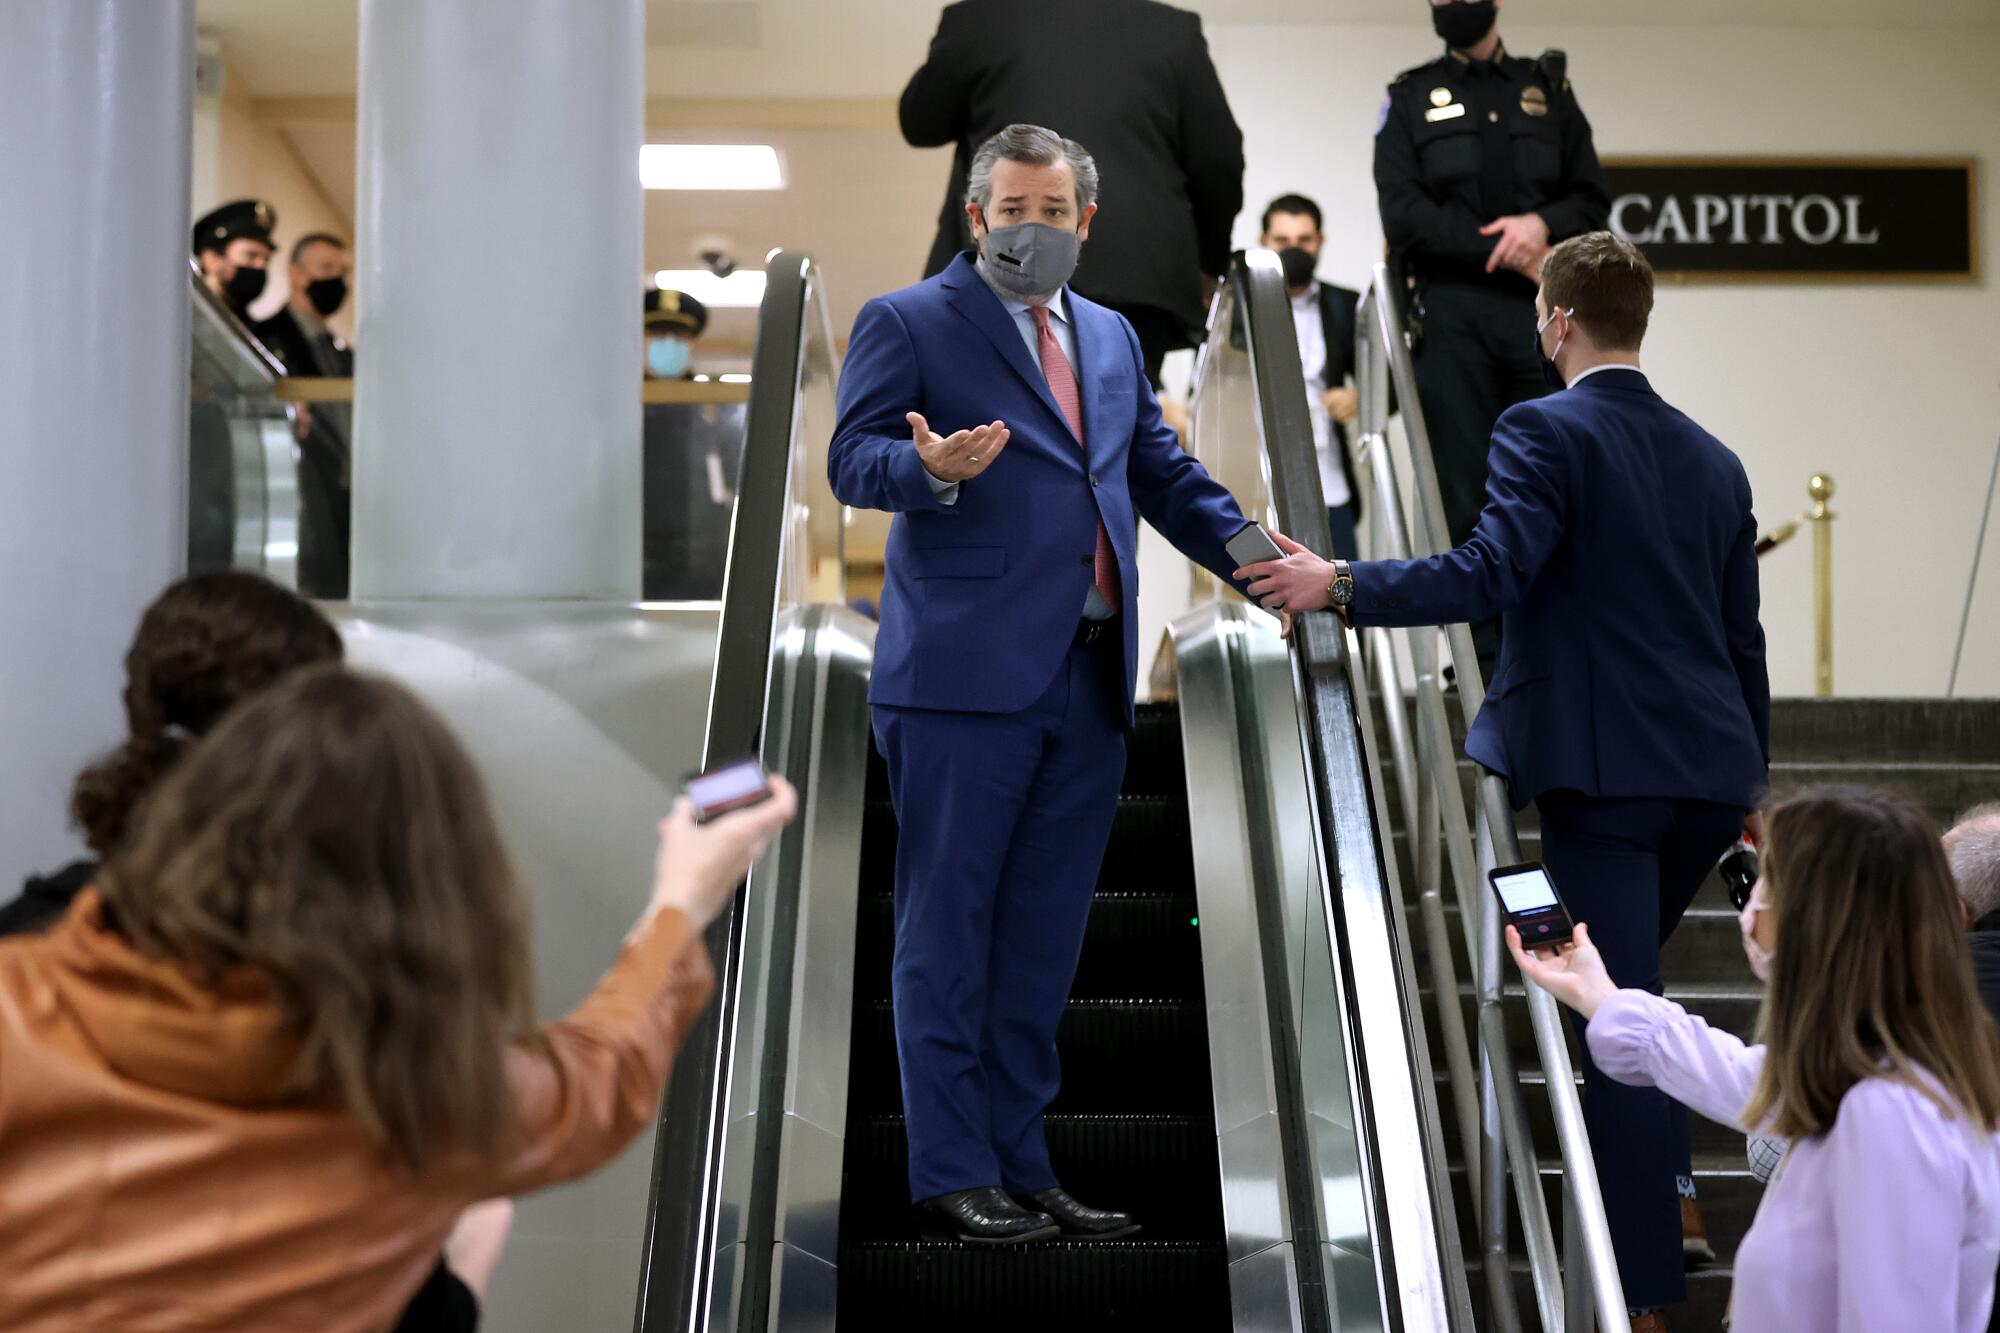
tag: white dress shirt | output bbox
[1289,283,1352,509]
[1565,362,1645,389]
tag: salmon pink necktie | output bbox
[1030,305,1120,609]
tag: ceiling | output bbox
[198,0,2000,101]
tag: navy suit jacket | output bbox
[829,253,1248,723]
[1352,369,1770,809]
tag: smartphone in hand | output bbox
[1487,861,1576,950]
[684,757,775,825]
[1223,521,1286,569]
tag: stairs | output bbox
[1395,695,2000,1330]
[836,703,1232,1330]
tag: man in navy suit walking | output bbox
[829,124,1252,1245]
[1241,231,1769,1323]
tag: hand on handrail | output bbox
[1233,529,1337,616]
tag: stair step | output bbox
[1445,1158,1760,1266]
[842,1113,1221,1239]
[836,1239,1231,1330]
[1433,1068,1765,1165]
[1487,1258,1736,1332]
[1765,760,2000,825]
[853,890,1204,1001]
[848,998,1213,1116]
[1767,697,2000,764]
[1408,906,1750,987]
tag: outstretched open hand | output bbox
[1506,921,1618,1020]
[910,412,1009,484]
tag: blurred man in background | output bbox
[1259,194,1363,557]
[255,234,355,598]
[900,0,1244,385]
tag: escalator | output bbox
[836,702,1231,1325]
[631,250,1494,1333]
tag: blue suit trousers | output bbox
[1537,792,1744,1311]
[873,635,1127,1202]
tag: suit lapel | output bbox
[1070,296,1117,472]
[941,258,1072,443]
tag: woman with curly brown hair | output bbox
[0,666,793,1331]
[5,569,342,934]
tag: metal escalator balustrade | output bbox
[633,250,871,1333]
[1172,251,1470,1332]
[1349,263,1630,1333]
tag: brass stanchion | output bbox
[1809,474,1836,697]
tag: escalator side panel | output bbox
[701,606,874,1333]
[1170,605,1304,1333]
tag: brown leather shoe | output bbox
[1682,1195,1716,1268]
[1629,1313,1670,1333]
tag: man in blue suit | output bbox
[1241,231,1769,1323]
[830,124,1251,1245]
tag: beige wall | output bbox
[200,56,355,340]
[1205,19,2000,698]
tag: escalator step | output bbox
[852,890,1205,1001]
[860,796,1193,889]
[837,1239,1231,1331]
[847,998,1213,1115]
[842,1113,1222,1240]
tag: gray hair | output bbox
[965,124,1100,214]
[1946,802,2000,920]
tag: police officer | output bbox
[643,288,708,381]
[1375,0,1608,662]
[192,199,278,319]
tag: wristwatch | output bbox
[1327,560,1355,609]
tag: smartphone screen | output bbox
[1224,521,1285,568]
[685,758,773,824]
[1488,862,1575,948]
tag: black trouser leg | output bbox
[1411,283,1543,676]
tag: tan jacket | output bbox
[0,890,714,1332]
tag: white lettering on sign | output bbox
[1610,191,1882,247]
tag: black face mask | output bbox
[1276,246,1318,290]
[1432,0,1497,51]
[305,275,348,318]
[224,264,267,310]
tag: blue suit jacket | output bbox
[829,253,1248,723]
[1353,370,1770,809]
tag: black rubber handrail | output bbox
[631,251,819,1333]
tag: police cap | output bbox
[192,199,277,255]
[644,288,709,337]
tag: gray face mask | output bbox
[980,220,1081,299]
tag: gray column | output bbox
[0,1,194,870]
[353,0,644,600]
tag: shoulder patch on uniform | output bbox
[1375,93,1392,136]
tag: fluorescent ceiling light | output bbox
[653,268,767,309]
[641,144,784,190]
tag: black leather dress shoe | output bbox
[916,1187,1059,1245]
[1019,1187,1141,1239]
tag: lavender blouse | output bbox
[1587,989,2000,1332]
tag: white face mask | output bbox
[1738,880,1774,983]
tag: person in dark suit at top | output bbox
[255,233,356,599]
[899,0,1245,386]
[1237,231,1768,1330]
[830,123,1255,1245]
[1258,194,1365,558]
